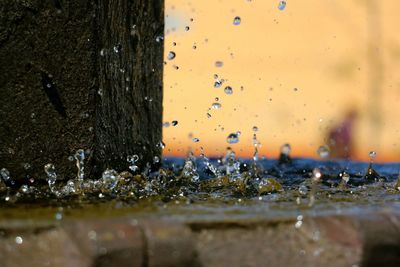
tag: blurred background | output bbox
[162,0,400,162]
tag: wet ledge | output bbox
[0,210,399,267]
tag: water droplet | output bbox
[233,16,241,25]
[163,122,170,128]
[192,138,200,143]
[167,51,176,60]
[214,80,223,88]
[74,149,85,182]
[278,1,286,11]
[15,236,23,245]
[130,25,137,36]
[312,168,322,182]
[211,103,222,109]
[156,36,164,42]
[127,155,139,172]
[280,143,291,155]
[100,49,105,56]
[127,155,139,162]
[215,61,224,68]
[298,185,308,195]
[226,133,239,144]
[80,112,89,119]
[252,126,258,132]
[101,169,119,190]
[185,26,190,31]
[157,141,166,149]
[153,156,160,163]
[21,185,29,193]
[369,151,377,159]
[171,120,178,126]
[341,172,350,183]
[144,96,153,102]
[113,44,122,53]
[0,168,10,182]
[55,212,63,220]
[61,180,76,195]
[317,145,330,159]
[224,86,233,95]
[44,163,57,187]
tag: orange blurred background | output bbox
[163,0,400,162]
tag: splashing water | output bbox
[74,149,85,189]
[252,132,261,162]
[127,155,139,172]
[101,169,119,191]
[309,168,322,207]
[44,163,57,193]
[0,138,398,212]
[222,147,241,181]
[0,168,11,184]
[182,151,199,182]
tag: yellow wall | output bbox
[163,0,400,162]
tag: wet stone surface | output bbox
[0,156,399,266]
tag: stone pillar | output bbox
[0,0,164,182]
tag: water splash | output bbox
[252,131,261,162]
[222,147,241,181]
[181,151,199,182]
[309,168,322,207]
[127,155,139,172]
[200,148,220,178]
[74,149,85,190]
[44,163,57,193]
[0,168,11,185]
[101,169,119,191]
[395,174,400,191]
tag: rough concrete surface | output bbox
[0,211,399,267]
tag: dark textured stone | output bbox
[0,0,164,181]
